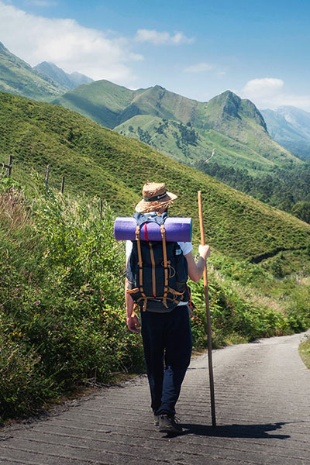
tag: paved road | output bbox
[1,331,309,465]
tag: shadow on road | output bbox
[179,422,290,439]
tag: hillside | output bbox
[0,42,65,101]
[0,41,307,175]
[55,81,302,175]
[1,92,309,265]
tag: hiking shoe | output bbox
[159,414,183,434]
[154,414,159,426]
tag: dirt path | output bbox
[1,331,309,464]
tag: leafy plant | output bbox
[0,185,145,421]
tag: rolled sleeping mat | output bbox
[114,217,192,242]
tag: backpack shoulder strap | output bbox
[135,224,150,311]
[160,223,169,308]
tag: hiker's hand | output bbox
[127,315,141,333]
[199,244,210,260]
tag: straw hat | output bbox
[135,182,177,213]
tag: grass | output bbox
[299,336,310,369]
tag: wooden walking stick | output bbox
[198,191,216,427]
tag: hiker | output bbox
[125,182,210,434]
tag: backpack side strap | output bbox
[135,225,148,311]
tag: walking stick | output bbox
[198,191,216,427]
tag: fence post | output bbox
[0,155,13,177]
[45,164,50,188]
[8,156,13,176]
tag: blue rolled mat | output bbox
[114,217,192,242]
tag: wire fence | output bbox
[1,155,106,218]
[1,155,66,192]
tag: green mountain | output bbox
[0,41,304,176]
[0,42,66,101]
[54,81,302,175]
[1,91,309,266]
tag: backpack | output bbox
[126,212,190,312]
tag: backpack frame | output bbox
[126,213,190,312]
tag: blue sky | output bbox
[1,0,310,111]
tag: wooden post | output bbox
[45,164,51,188]
[8,155,13,177]
[1,155,13,177]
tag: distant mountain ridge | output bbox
[0,42,92,101]
[54,80,301,174]
[0,41,64,100]
[261,106,310,160]
[0,40,309,165]
[34,61,93,90]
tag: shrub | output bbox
[0,186,144,420]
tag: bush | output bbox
[0,186,144,421]
[0,332,50,421]
[189,275,290,349]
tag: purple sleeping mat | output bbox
[114,217,192,242]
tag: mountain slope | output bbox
[0,42,65,101]
[54,79,137,128]
[262,106,310,160]
[0,42,304,174]
[1,92,309,265]
[0,41,307,171]
[54,80,302,173]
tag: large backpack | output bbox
[126,212,190,312]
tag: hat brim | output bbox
[135,191,177,213]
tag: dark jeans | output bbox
[140,306,192,416]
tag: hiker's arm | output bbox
[125,278,141,333]
[185,244,210,282]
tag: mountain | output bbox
[261,106,310,160]
[0,41,304,173]
[34,61,93,90]
[1,91,309,266]
[54,81,302,175]
[0,42,92,101]
[0,42,66,101]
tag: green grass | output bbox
[299,336,310,369]
[1,92,309,262]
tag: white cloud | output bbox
[241,77,310,110]
[242,78,284,99]
[184,62,214,73]
[135,29,194,45]
[0,1,141,83]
